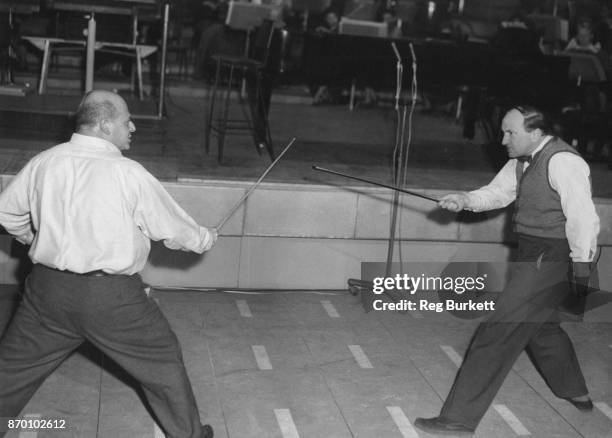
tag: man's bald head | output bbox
[75,90,125,130]
[74,90,135,150]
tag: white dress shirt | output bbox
[0,133,214,274]
[464,136,600,262]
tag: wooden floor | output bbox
[1,285,610,437]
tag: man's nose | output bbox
[129,121,136,132]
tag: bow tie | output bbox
[518,155,532,163]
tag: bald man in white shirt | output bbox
[415,106,600,436]
[0,90,216,438]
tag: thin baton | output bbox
[312,165,439,203]
[216,138,297,230]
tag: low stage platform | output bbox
[0,93,159,117]
[1,90,612,197]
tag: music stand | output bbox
[224,1,272,95]
[225,2,272,31]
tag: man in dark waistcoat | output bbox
[414,105,600,435]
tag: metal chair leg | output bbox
[218,64,234,163]
[39,39,51,94]
[257,71,274,160]
[247,69,262,154]
[135,48,144,101]
[204,58,221,158]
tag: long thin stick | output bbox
[217,138,297,230]
[312,165,439,203]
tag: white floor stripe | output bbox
[386,406,420,438]
[321,300,340,318]
[18,413,41,438]
[348,345,373,369]
[236,300,253,317]
[274,409,300,438]
[440,345,463,368]
[493,404,530,436]
[154,423,165,438]
[252,345,273,370]
[595,402,612,421]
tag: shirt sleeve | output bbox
[131,167,214,253]
[464,160,518,212]
[548,152,599,262]
[0,163,35,245]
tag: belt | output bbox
[42,265,109,277]
[75,269,108,277]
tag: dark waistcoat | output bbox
[513,138,581,239]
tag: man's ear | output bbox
[530,128,543,142]
[99,118,112,136]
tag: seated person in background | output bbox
[564,19,607,110]
[564,18,610,77]
[564,19,609,160]
[314,9,340,34]
[565,20,602,54]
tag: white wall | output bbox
[1,176,609,291]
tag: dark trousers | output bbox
[440,235,588,428]
[0,265,205,438]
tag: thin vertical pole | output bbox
[7,7,14,83]
[85,13,96,92]
[39,39,51,94]
[158,3,169,118]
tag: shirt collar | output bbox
[69,133,122,155]
[529,135,553,158]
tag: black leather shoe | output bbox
[202,424,214,438]
[414,417,475,436]
[563,397,594,411]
